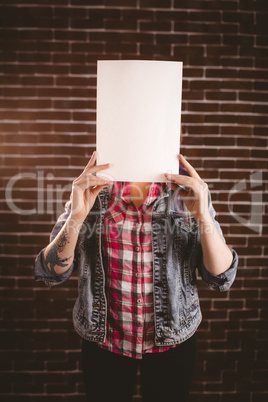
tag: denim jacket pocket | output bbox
[172,215,198,259]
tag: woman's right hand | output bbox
[70,151,112,224]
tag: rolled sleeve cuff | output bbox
[200,247,238,292]
[34,248,74,287]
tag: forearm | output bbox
[43,217,83,275]
[197,214,233,276]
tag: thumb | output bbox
[166,182,188,199]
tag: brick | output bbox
[189,11,221,22]
[254,81,268,91]
[241,92,268,103]
[222,80,252,90]
[0,74,20,84]
[72,17,105,29]
[20,76,54,86]
[223,34,254,46]
[183,67,203,77]
[182,90,204,100]
[256,34,268,46]
[55,30,87,41]
[155,9,185,21]
[239,69,268,80]
[106,42,137,53]
[221,57,253,68]
[53,100,96,110]
[206,69,238,80]
[37,87,70,97]
[190,80,221,90]
[255,58,268,68]
[73,111,96,121]
[221,126,252,135]
[19,122,52,132]
[105,19,137,30]
[188,102,219,112]
[220,103,252,113]
[240,46,268,58]
[190,34,221,44]
[140,0,171,7]
[2,87,36,97]
[71,0,103,4]
[205,114,237,124]
[177,21,238,34]
[256,13,268,34]
[18,52,51,63]
[21,29,53,40]
[140,20,171,31]
[207,45,238,57]
[53,123,89,133]
[56,76,91,87]
[156,33,188,44]
[0,40,36,52]
[53,53,86,63]
[254,127,268,136]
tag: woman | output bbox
[34,152,238,402]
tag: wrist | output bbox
[67,215,85,232]
[195,213,215,236]
[195,211,212,225]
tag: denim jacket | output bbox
[34,185,238,346]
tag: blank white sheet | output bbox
[96,60,182,182]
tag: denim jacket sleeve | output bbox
[197,192,238,292]
[34,200,76,287]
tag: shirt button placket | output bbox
[135,208,144,351]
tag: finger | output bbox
[81,177,112,187]
[165,173,196,188]
[90,183,111,198]
[75,177,112,189]
[74,177,112,192]
[88,163,110,174]
[166,173,207,199]
[76,163,110,182]
[179,154,201,180]
[84,151,97,170]
[75,152,97,181]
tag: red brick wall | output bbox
[0,1,267,401]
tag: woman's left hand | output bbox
[165,154,210,222]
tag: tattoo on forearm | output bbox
[45,229,72,274]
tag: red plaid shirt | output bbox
[99,181,176,359]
